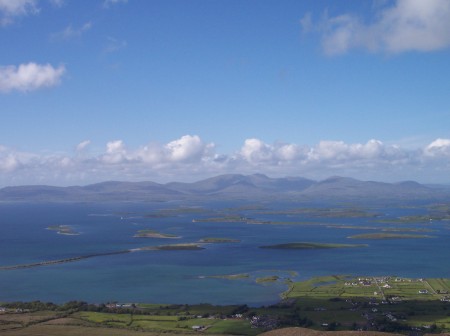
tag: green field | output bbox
[1,276,449,335]
[282,275,450,332]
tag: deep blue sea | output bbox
[0,200,449,306]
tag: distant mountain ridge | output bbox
[0,174,448,202]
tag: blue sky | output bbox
[1,0,450,186]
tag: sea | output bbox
[0,200,449,306]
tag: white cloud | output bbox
[424,138,450,157]
[165,135,209,162]
[0,0,38,25]
[76,140,91,152]
[102,140,127,164]
[240,139,273,163]
[0,62,65,93]
[0,0,65,26]
[309,139,387,161]
[0,154,20,172]
[51,22,92,41]
[0,146,36,173]
[239,139,307,164]
[3,136,450,186]
[304,0,450,55]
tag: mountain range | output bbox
[0,174,449,202]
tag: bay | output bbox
[0,200,448,306]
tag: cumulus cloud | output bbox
[2,136,450,186]
[303,0,450,55]
[102,140,127,164]
[99,135,214,166]
[0,62,65,93]
[165,135,209,162]
[309,139,389,161]
[0,153,20,172]
[76,140,91,152]
[51,22,92,41]
[239,139,306,164]
[0,146,36,173]
[424,138,450,157]
[0,0,38,25]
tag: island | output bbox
[207,273,250,280]
[139,243,204,251]
[327,225,435,232]
[255,275,280,283]
[260,207,379,218]
[133,229,180,239]
[46,225,80,235]
[198,237,241,243]
[259,242,367,249]
[348,233,434,239]
[192,216,250,223]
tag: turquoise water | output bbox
[0,201,449,306]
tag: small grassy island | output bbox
[261,207,379,218]
[207,273,250,280]
[192,215,250,223]
[260,242,367,249]
[133,229,180,239]
[348,233,434,239]
[198,237,241,243]
[46,225,80,235]
[255,275,280,283]
[139,243,204,251]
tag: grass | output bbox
[426,278,450,293]
[73,311,259,335]
[206,319,259,335]
[134,229,180,238]
[2,275,450,335]
[256,276,280,283]
[0,324,180,336]
[278,275,450,333]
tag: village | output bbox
[1,275,449,335]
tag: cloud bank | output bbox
[0,62,65,93]
[2,135,450,186]
[302,0,450,55]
